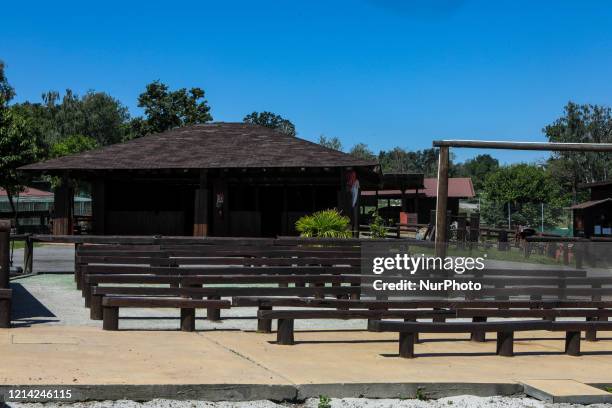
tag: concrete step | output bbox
[521,379,612,404]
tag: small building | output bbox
[360,177,475,224]
[20,123,380,237]
[0,187,91,233]
[572,180,612,238]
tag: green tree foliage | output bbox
[378,147,443,176]
[49,134,99,158]
[295,209,351,238]
[11,89,131,150]
[243,111,296,136]
[0,62,42,224]
[454,154,499,193]
[544,101,612,202]
[480,163,569,228]
[349,143,377,161]
[318,135,343,151]
[133,81,213,137]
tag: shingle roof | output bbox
[361,177,475,198]
[569,198,612,210]
[20,123,378,171]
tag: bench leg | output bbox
[432,308,446,323]
[565,331,581,356]
[0,298,11,328]
[90,294,103,320]
[181,308,196,332]
[496,331,514,357]
[84,283,96,308]
[585,317,598,342]
[102,306,119,331]
[471,317,486,342]
[403,318,419,343]
[206,296,221,321]
[257,306,272,333]
[277,318,295,345]
[75,266,82,290]
[399,332,416,358]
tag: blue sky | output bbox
[2,0,612,164]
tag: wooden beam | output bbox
[193,170,209,236]
[435,146,449,257]
[0,219,9,289]
[91,179,106,235]
[433,140,612,152]
[53,179,73,235]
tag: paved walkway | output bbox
[2,325,612,388]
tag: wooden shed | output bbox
[20,123,380,237]
[572,180,612,238]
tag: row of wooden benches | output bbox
[71,239,612,358]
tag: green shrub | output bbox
[318,395,332,408]
[369,212,388,239]
[295,209,352,238]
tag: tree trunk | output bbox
[5,190,18,231]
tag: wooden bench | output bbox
[0,288,11,328]
[90,280,361,321]
[101,296,231,331]
[370,319,612,358]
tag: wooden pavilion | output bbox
[20,123,385,237]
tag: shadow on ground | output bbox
[10,282,59,327]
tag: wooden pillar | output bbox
[23,236,33,275]
[413,188,419,223]
[53,179,74,235]
[0,220,9,289]
[91,179,106,235]
[435,146,449,257]
[193,170,209,236]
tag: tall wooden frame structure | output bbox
[432,140,612,257]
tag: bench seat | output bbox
[369,320,612,358]
[101,296,230,332]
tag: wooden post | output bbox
[91,180,106,235]
[193,170,209,236]
[53,179,74,235]
[206,295,221,321]
[496,331,514,356]
[0,220,9,289]
[257,305,272,333]
[24,236,33,275]
[277,318,295,345]
[565,331,581,356]
[399,332,416,358]
[435,146,449,257]
[102,306,119,330]
[180,308,196,332]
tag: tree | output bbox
[378,147,442,176]
[0,61,42,227]
[11,89,132,149]
[49,134,99,158]
[349,143,377,161]
[455,154,499,193]
[480,163,569,229]
[134,81,212,136]
[243,111,296,136]
[318,135,343,151]
[544,101,612,202]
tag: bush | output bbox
[295,209,352,238]
[369,212,388,239]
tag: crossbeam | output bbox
[433,140,612,152]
